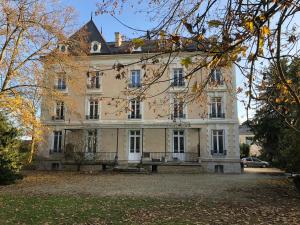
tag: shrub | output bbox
[0,152,23,185]
[240,143,250,158]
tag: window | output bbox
[55,101,65,120]
[129,70,141,88]
[172,68,185,87]
[129,130,141,153]
[56,74,66,90]
[210,97,224,118]
[173,98,185,119]
[87,71,100,89]
[210,68,224,85]
[87,130,97,153]
[129,99,141,119]
[87,99,99,120]
[90,41,101,53]
[214,165,224,173]
[53,131,62,152]
[173,130,185,153]
[211,130,225,155]
[246,136,253,145]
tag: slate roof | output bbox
[239,122,253,135]
[69,19,111,54]
[67,19,200,56]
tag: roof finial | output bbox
[90,12,93,21]
[101,26,103,34]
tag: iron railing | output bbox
[209,113,225,118]
[211,150,227,156]
[86,114,100,120]
[128,114,142,119]
[142,152,198,162]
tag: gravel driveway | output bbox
[0,168,290,200]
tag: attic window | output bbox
[90,41,101,53]
[132,46,142,52]
[58,44,68,53]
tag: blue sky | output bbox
[66,0,247,122]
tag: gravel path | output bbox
[0,168,288,200]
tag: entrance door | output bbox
[128,130,141,161]
[173,130,185,161]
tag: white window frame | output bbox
[87,98,99,120]
[55,101,65,120]
[210,68,224,85]
[211,129,225,155]
[53,131,63,152]
[210,97,224,118]
[129,99,142,119]
[86,129,97,153]
[172,68,185,87]
[90,41,101,53]
[87,71,101,89]
[129,130,141,153]
[130,70,141,88]
[172,97,186,119]
[173,130,185,153]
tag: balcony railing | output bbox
[49,149,63,154]
[171,81,185,87]
[54,84,66,90]
[209,113,225,118]
[128,114,142,119]
[142,152,198,162]
[52,115,65,121]
[128,83,141,88]
[86,114,100,120]
[211,150,227,156]
[87,83,100,89]
[171,113,186,120]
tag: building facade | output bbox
[38,19,241,173]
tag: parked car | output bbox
[241,157,270,168]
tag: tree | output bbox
[0,0,87,161]
[0,113,22,185]
[251,58,300,172]
[240,143,250,159]
[96,0,300,130]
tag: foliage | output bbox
[240,143,250,159]
[0,114,23,185]
[251,58,300,172]
[294,176,300,193]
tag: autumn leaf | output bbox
[132,38,144,47]
[245,21,254,32]
[181,57,192,68]
[261,25,270,36]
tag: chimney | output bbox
[115,32,122,47]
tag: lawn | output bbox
[0,169,300,225]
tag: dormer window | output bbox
[90,41,101,53]
[58,44,68,53]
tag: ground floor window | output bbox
[214,165,224,173]
[87,129,97,153]
[173,130,185,153]
[53,131,62,152]
[211,130,225,154]
[129,130,141,153]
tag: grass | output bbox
[0,195,196,225]
[1,192,300,225]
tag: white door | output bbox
[128,130,142,161]
[173,130,185,161]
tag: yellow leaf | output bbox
[261,25,270,36]
[286,79,292,84]
[275,98,281,104]
[245,21,254,32]
[181,57,192,68]
[132,38,144,47]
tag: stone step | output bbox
[113,166,148,174]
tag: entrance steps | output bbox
[113,165,149,174]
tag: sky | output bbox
[66,0,248,123]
